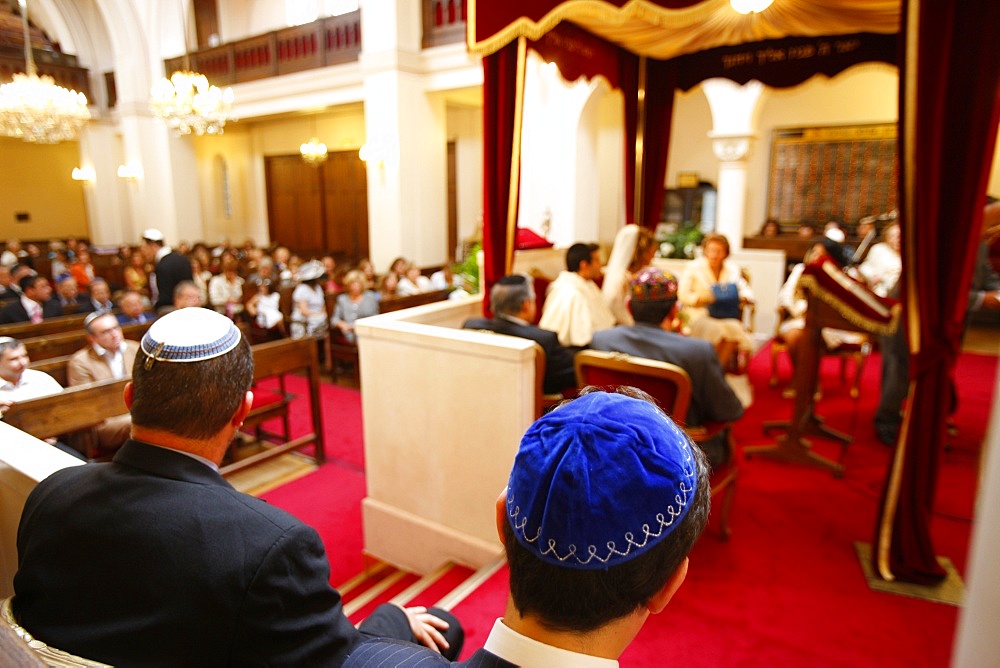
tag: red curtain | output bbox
[481,41,523,314]
[638,59,678,230]
[872,0,1000,584]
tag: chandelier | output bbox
[150,70,235,136]
[149,1,234,136]
[0,0,90,144]
[300,137,328,166]
[730,0,774,14]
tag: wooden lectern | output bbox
[746,259,900,476]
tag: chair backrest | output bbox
[574,350,692,425]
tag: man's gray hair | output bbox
[0,336,24,357]
[490,274,535,317]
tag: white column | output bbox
[359,0,448,270]
[702,79,764,252]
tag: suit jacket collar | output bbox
[113,439,230,487]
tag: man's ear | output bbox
[495,489,508,545]
[232,390,254,427]
[646,557,689,615]
[123,381,134,409]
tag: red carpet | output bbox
[263,345,998,666]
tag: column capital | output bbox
[708,132,756,162]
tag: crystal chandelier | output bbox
[149,2,234,136]
[300,137,328,166]
[730,0,774,14]
[0,0,90,144]
[150,70,235,136]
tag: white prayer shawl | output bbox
[539,271,617,347]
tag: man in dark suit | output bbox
[0,275,61,324]
[139,228,193,313]
[12,307,462,665]
[591,267,744,467]
[345,390,711,667]
[462,274,576,395]
[55,275,89,314]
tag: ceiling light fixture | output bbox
[730,0,774,15]
[149,2,234,136]
[300,137,328,166]
[0,0,90,143]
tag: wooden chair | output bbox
[574,350,738,539]
[770,306,871,399]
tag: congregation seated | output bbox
[0,336,83,459]
[463,274,577,396]
[0,275,60,324]
[591,267,745,468]
[208,252,245,319]
[68,248,96,289]
[122,250,150,296]
[55,275,89,314]
[331,270,379,345]
[397,262,432,296]
[0,266,16,303]
[86,278,114,313]
[290,260,328,339]
[677,232,755,364]
[66,311,135,454]
[117,290,156,325]
[538,241,618,348]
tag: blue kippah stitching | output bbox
[509,475,695,567]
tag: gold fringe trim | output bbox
[468,0,721,56]
[797,273,901,337]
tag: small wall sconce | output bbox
[359,135,398,168]
[117,162,143,180]
[71,166,96,183]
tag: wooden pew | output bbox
[2,378,129,452]
[27,355,73,387]
[0,312,89,339]
[222,336,326,475]
[20,322,149,362]
[4,337,326,475]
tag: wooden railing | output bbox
[164,12,362,86]
[422,0,467,48]
[162,4,468,86]
[0,46,91,101]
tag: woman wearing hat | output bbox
[290,260,328,339]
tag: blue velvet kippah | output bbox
[140,307,241,363]
[506,392,698,570]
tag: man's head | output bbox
[628,267,679,326]
[21,275,52,303]
[566,243,602,280]
[85,311,124,353]
[0,337,28,385]
[119,291,145,318]
[140,228,165,261]
[0,265,11,288]
[56,276,78,301]
[500,388,710,633]
[491,274,536,322]
[11,264,34,284]
[89,278,111,305]
[130,308,253,440]
[173,281,202,308]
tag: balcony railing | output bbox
[422,0,467,49]
[164,12,362,86]
[0,45,92,101]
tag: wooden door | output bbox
[322,151,369,260]
[265,152,369,259]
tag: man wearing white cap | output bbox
[11,308,462,665]
[139,228,193,313]
[346,388,711,666]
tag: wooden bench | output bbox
[221,336,326,475]
[2,378,129,459]
[5,338,325,473]
[0,312,90,339]
[20,322,149,362]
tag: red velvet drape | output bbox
[873,0,1000,584]
[638,59,677,230]
[481,41,523,314]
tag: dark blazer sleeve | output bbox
[0,301,26,323]
[230,523,363,666]
[532,328,577,394]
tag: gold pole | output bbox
[504,37,528,275]
[633,56,647,226]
